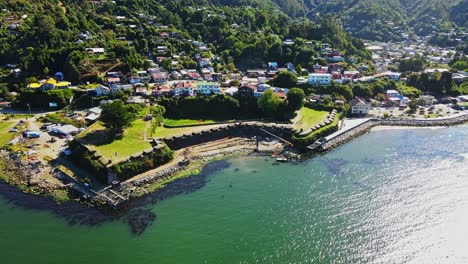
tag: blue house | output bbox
[54,72,64,82]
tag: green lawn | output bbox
[0,115,30,147]
[0,120,16,147]
[153,125,217,138]
[82,83,101,90]
[293,107,329,131]
[79,119,224,161]
[79,120,152,162]
[164,118,216,127]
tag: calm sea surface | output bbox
[1,126,467,264]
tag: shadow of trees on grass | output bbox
[79,128,123,146]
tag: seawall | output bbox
[320,114,468,151]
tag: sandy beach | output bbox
[370,125,447,131]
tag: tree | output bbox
[294,64,303,75]
[258,90,282,117]
[286,88,305,111]
[439,71,454,94]
[408,100,418,114]
[398,54,426,72]
[272,71,298,88]
[160,58,172,70]
[100,100,135,134]
[229,80,241,87]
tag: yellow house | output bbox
[27,78,71,90]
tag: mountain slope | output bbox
[304,0,465,40]
[226,0,466,41]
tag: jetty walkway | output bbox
[309,113,468,151]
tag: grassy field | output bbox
[164,118,216,127]
[293,107,329,131]
[153,125,219,138]
[79,119,223,161]
[0,114,31,147]
[79,120,152,162]
[0,119,16,147]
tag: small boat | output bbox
[276,157,288,162]
[271,152,277,158]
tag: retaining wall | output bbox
[161,123,294,150]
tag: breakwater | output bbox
[320,114,468,151]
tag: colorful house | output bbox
[196,82,220,95]
[27,78,71,91]
[308,73,332,85]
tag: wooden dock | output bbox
[92,183,129,209]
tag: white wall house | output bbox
[196,82,220,95]
[308,73,332,85]
[350,98,370,115]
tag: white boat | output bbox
[276,157,288,162]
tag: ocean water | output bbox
[0,126,467,264]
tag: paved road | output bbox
[0,108,58,115]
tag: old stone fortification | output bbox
[162,110,339,150]
[161,123,294,150]
[71,139,169,183]
[321,114,468,151]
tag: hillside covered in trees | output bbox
[215,0,467,41]
[0,0,370,84]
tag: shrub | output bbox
[112,145,174,181]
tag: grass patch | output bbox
[0,114,29,147]
[293,107,329,131]
[79,120,152,162]
[0,120,16,147]
[50,189,70,203]
[164,118,216,127]
[293,112,342,146]
[154,124,222,138]
[82,83,101,90]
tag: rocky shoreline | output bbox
[122,148,278,197]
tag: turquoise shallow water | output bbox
[0,126,467,264]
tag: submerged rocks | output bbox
[124,208,156,236]
[0,179,113,226]
[323,158,349,175]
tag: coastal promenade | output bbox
[319,113,468,151]
[324,118,371,141]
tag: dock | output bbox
[92,182,129,209]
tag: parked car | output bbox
[23,131,41,138]
[9,128,19,133]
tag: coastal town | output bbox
[0,1,467,208]
[1,2,468,263]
